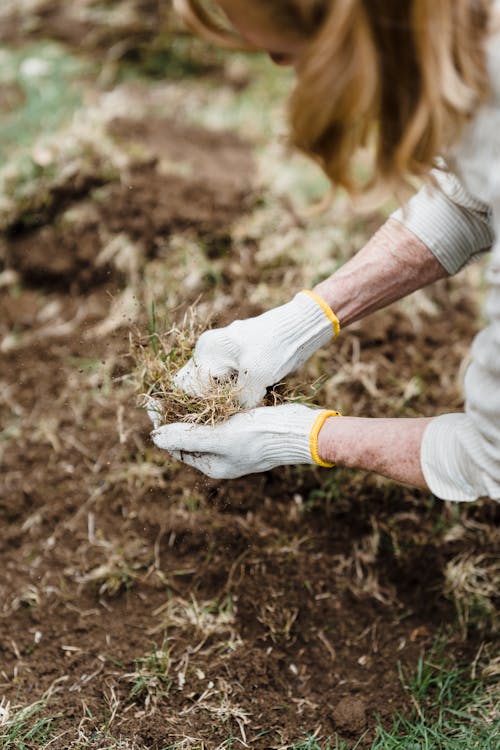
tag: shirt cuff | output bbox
[421,414,490,502]
[391,178,493,275]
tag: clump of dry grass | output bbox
[444,553,499,637]
[132,306,323,428]
[132,307,251,428]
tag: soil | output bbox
[1,38,499,750]
[0,1,171,53]
[6,118,253,290]
[0,111,498,748]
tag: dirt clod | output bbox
[333,696,368,734]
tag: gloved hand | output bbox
[151,403,340,479]
[174,291,340,408]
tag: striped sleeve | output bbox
[391,168,494,275]
[420,184,500,502]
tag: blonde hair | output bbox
[175,0,491,195]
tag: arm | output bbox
[155,168,497,497]
[313,218,447,325]
[318,416,431,490]
[418,206,500,501]
[311,172,496,496]
[173,168,493,410]
[362,87,500,503]
[314,165,494,324]
[316,32,499,501]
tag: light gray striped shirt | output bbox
[392,14,500,502]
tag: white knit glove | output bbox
[174,291,340,408]
[151,404,340,479]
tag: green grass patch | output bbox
[0,699,61,749]
[0,42,90,159]
[127,639,174,705]
[374,642,499,750]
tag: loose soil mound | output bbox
[6,117,253,289]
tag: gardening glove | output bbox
[174,291,340,408]
[151,403,340,479]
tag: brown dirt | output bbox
[333,698,367,735]
[1,114,498,750]
[0,0,234,87]
[6,117,253,290]
[0,1,171,52]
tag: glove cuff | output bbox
[300,290,340,338]
[255,404,341,470]
[309,410,341,468]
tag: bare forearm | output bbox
[313,218,448,326]
[318,416,432,490]
[312,219,445,489]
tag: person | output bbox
[150,0,500,503]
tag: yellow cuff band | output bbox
[301,290,341,338]
[309,409,342,468]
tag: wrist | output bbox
[317,413,344,466]
[311,277,357,328]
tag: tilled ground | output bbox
[1,6,499,748]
